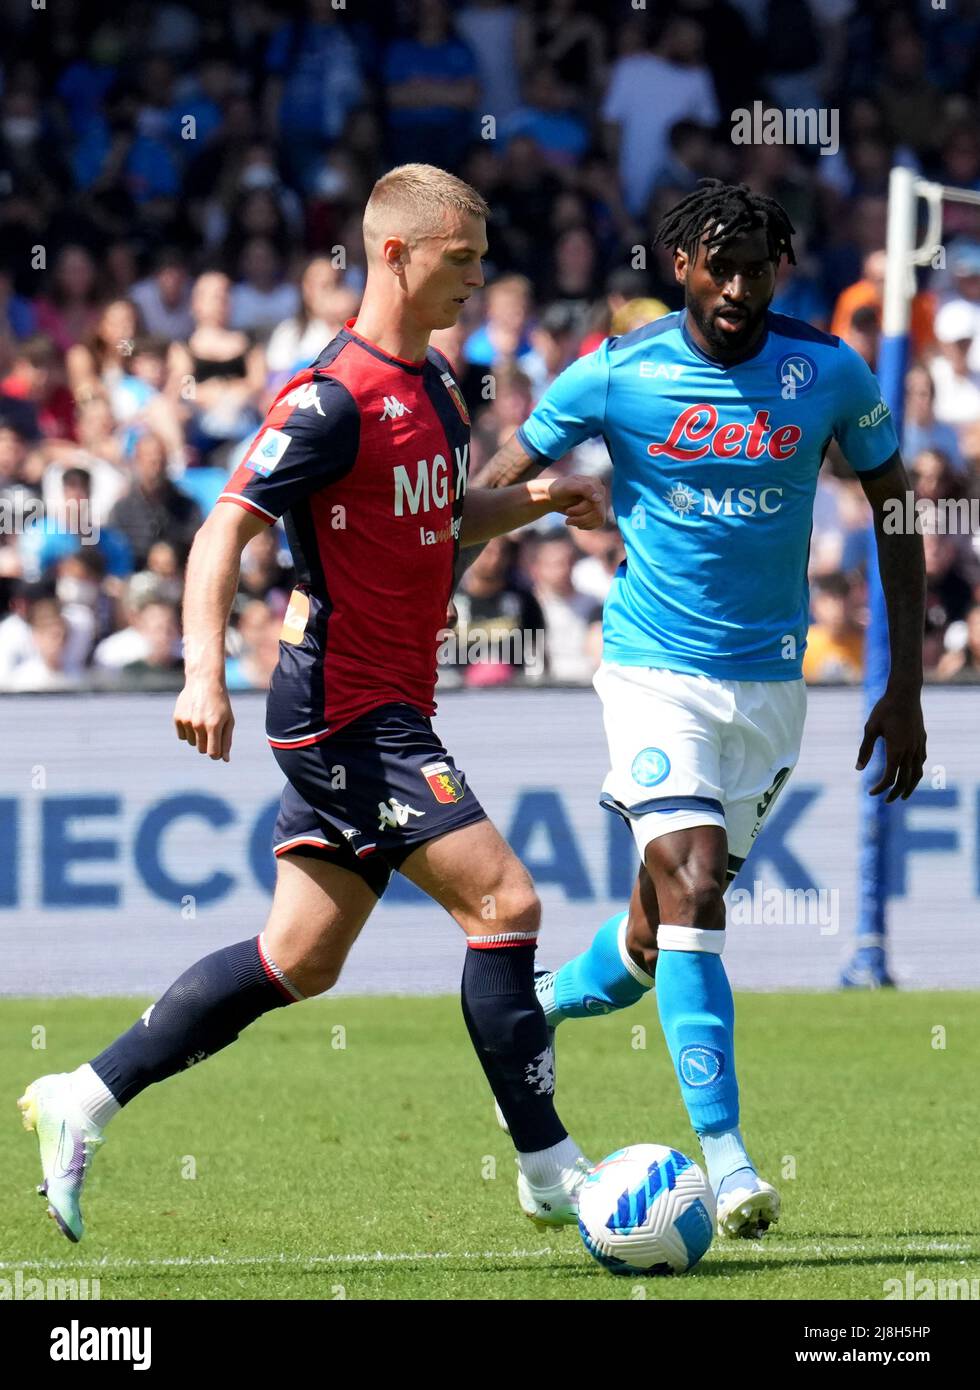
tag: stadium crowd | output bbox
[1,0,979,693]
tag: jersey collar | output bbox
[679,308,771,368]
[343,319,427,373]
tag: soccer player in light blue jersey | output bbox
[472,181,927,1239]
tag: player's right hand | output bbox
[173,680,235,762]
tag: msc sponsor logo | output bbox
[665,482,784,518]
[648,405,802,462]
[393,446,469,517]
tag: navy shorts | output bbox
[270,703,488,897]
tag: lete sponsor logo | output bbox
[648,405,802,462]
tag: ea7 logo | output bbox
[285,382,324,416]
[380,395,412,421]
[858,399,891,428]
[393,446,468,516]
[639,361,684,380]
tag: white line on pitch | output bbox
[0,1239,974,1275]
[0,1248,562,1273]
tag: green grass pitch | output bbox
[3,992,977,1301]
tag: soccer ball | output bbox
[578,1144,715,1276]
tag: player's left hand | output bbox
[856,689,927,801]
[547,475,606,530]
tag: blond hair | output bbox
[362,164,489,250]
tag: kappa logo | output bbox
[421,760,464,803]
[285,381,325,416]
[380,395,412,421]
[377,798,425,831]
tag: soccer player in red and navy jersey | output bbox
[19,165,606,1243]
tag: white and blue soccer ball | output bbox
[578,1144,715,1276]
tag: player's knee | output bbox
[670,873,726,931]
[291,954,343,996]
[483,880,541,938]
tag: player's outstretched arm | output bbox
[854,452,928,801]
[460,474,605,547]
[456,433,560,582]
[173,503,269,762]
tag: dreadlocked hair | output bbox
[655,179,797,267]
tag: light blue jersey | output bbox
[516,310,899,680]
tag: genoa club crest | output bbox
[421,760,464,803]
[441,371,470,426]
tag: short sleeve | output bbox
[832,343,900,476]
[218,376,360,523]
[515,343,610,462]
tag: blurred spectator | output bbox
[569,523,624,604]
[471,365,533,471]
[22,465,133,583]
[266,257,352,379]
[936,604,980,682]
[456,0,523,120]
[934,241,980,375]
[225,599,281,691]
[453,535,544,686]
[167,271,265,459]
[526,531,603,682]
[34,245,102,354]
[0,597,81,691]
[923,530,977,667]
[903,366,965,474]
[602,16,718,218]
[463,274,534,368]
[0,264,38,343]
[830,250,935,360]
[115,599,184,690]
[1,336,75,440]
[517,0,607,108]
[803,571,864,684]
[66,299,142,405]
[229,237,300,334]
[107,431,200,570]
[930,301,980,428]
[238,527,293,610]
[92,572,179,671]
[263,0,366,194]
[498,67,589,171]
[128,248,193,341]
[0,581,90,682]
[384,0,479,172]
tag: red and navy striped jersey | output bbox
[219,320,471,747]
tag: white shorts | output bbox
[594,661,807,874]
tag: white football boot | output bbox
[714,1171,780,1239]
[518,1153,593,1230]
[18,1073,105,1243]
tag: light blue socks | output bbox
[538,913,654,1024]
